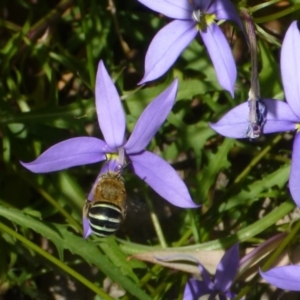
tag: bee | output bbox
[83,171,127,237]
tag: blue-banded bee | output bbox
[83,171,127,237]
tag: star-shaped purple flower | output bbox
[260,265,300,291]
[21,60,198,238]
[210,21,300,207]
[138,0,244,97]
[183,244,239,300]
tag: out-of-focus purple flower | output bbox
[260,265,300,291]
[210,21,300,206]
[183,244,239,300]
[138,0,244,97]
[21,60,198,238]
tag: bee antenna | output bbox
[123,160,131,169]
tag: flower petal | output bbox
[95,61,126,149]
[251,100,298,133]
[281,21,300,119]
[200,23,236,97]
[193,0,209,11]
[139,20,197,84]
[207,0,243,30]
[210,99,298,138]
[125,79,178,154]
[288,132,300,207]
[198,263,214,288]
[83,216,93,239]
[138,0,193,19]
[20,137,106,173]
[215,244,239,293]
[260,266,300,291]
[129,151,198,208]
[183,279,212,300]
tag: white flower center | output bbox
[192,9,202,23]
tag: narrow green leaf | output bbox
[219,164,290,212]
[198,139,234,202]
[0,206,151,300]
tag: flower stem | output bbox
[243,10,260,101]
[250,0,282,13]
[119,201,295,253]
[107,0,132,59]
[262,220,300,270]
[78,0,95,86]
[253,4,300,24]
[145,195,167,248]
[233,134,282,185]
[15,0,73,62]
[235,221,300,299]
[17,168,81,233]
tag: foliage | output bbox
[1,0,300,299]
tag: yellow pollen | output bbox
[205,13,216,25]
[105,153,119,161]
[195,13,216,31]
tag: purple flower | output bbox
[260,265,300,291]
[21,60,198,237]
[210,21,300,206]
[138,0,244,97]
[183,244,239,300]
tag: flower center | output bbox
[192,9,202,23]
[105,148,126,171]
[105,152,119,161]
[192,9,216,31]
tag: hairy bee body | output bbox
[83,172,127,237]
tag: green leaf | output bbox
[177,79,209,99]
[0,206,65,260]
[55,227,152,300]
[98,237,141,283]
[0,206,151,300]
[259,40,282,98]
[197,139,234,202]
[219,163,290,212]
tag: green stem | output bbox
[17,169,81,233]
[107,0,131,58]
[253,4,300,24]
[235,222,300,299]
[238,233,286,276]
[233,134,282,184]
[262,220,300,270]
[0,101,92,125]
[231,146,290,163]
[0,18,22,32]
[13,0,73,62]
[139,265,161,288]
[0,222,114,300]
[172,228,192,247]
[250,0,282,13]
[77,0,95,86]
[242,9,260,100]
[145,195,167,248]
[119,201,295,253]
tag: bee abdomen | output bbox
[88,202,123,237]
